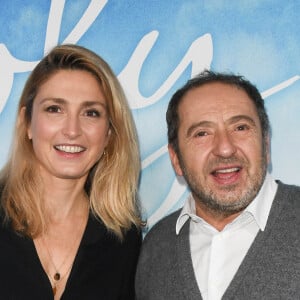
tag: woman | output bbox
[0,44,142,299]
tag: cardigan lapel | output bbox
[176,219,203,300]
[222,182,286,299]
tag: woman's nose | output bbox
[62,114,82,139]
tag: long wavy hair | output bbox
[0,44,141,239]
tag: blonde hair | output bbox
[0,44,141,239]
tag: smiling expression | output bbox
[169,82,269,216]
[27,69,110,183]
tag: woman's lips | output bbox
[54,144,86,153]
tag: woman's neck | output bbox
[42,176,89,222]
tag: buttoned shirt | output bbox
[176,173,278,300]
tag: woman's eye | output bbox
[86,110,100,117]
[46,105,61,113]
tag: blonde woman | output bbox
[0,44,142,299]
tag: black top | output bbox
[0,212,141,299]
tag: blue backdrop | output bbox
[1,0,299,229]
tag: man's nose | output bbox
[212,130,237,158]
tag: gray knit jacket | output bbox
[135,182,300,300]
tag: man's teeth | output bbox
[215,167,240,174]
[55,145,85,153]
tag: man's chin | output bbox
[200,190,253,214]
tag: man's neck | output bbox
[195,202,243,231]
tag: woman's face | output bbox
[27,69,110,183]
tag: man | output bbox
[135,70,300,299]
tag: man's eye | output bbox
[236,124,249,131]
[46,105,61,113]
[86,110,100,117]
[195,131,208,137]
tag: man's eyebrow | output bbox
[227,115,257,126]
[186,120,214,137]
[185,115,257,137]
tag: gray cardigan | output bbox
[135,182,300,299]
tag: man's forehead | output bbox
[179,83,256,114]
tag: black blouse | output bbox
[0,213,141,299]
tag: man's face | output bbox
[169,82,269,216]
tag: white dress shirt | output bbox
[176,173,278,300]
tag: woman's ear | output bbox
[19,107,32,139]
[104,127,111,147]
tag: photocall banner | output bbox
[0,0,299,230]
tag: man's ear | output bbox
[19,107,32,139]
[265,134,271,165]
[168,144,183,177]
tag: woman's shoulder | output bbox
[123,223,142,246]
[0,184,5,222]
[83,214,141,247]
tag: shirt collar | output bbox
[176,173,278,235]
[245,172,277,230]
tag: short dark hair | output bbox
[166,70,270,154]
